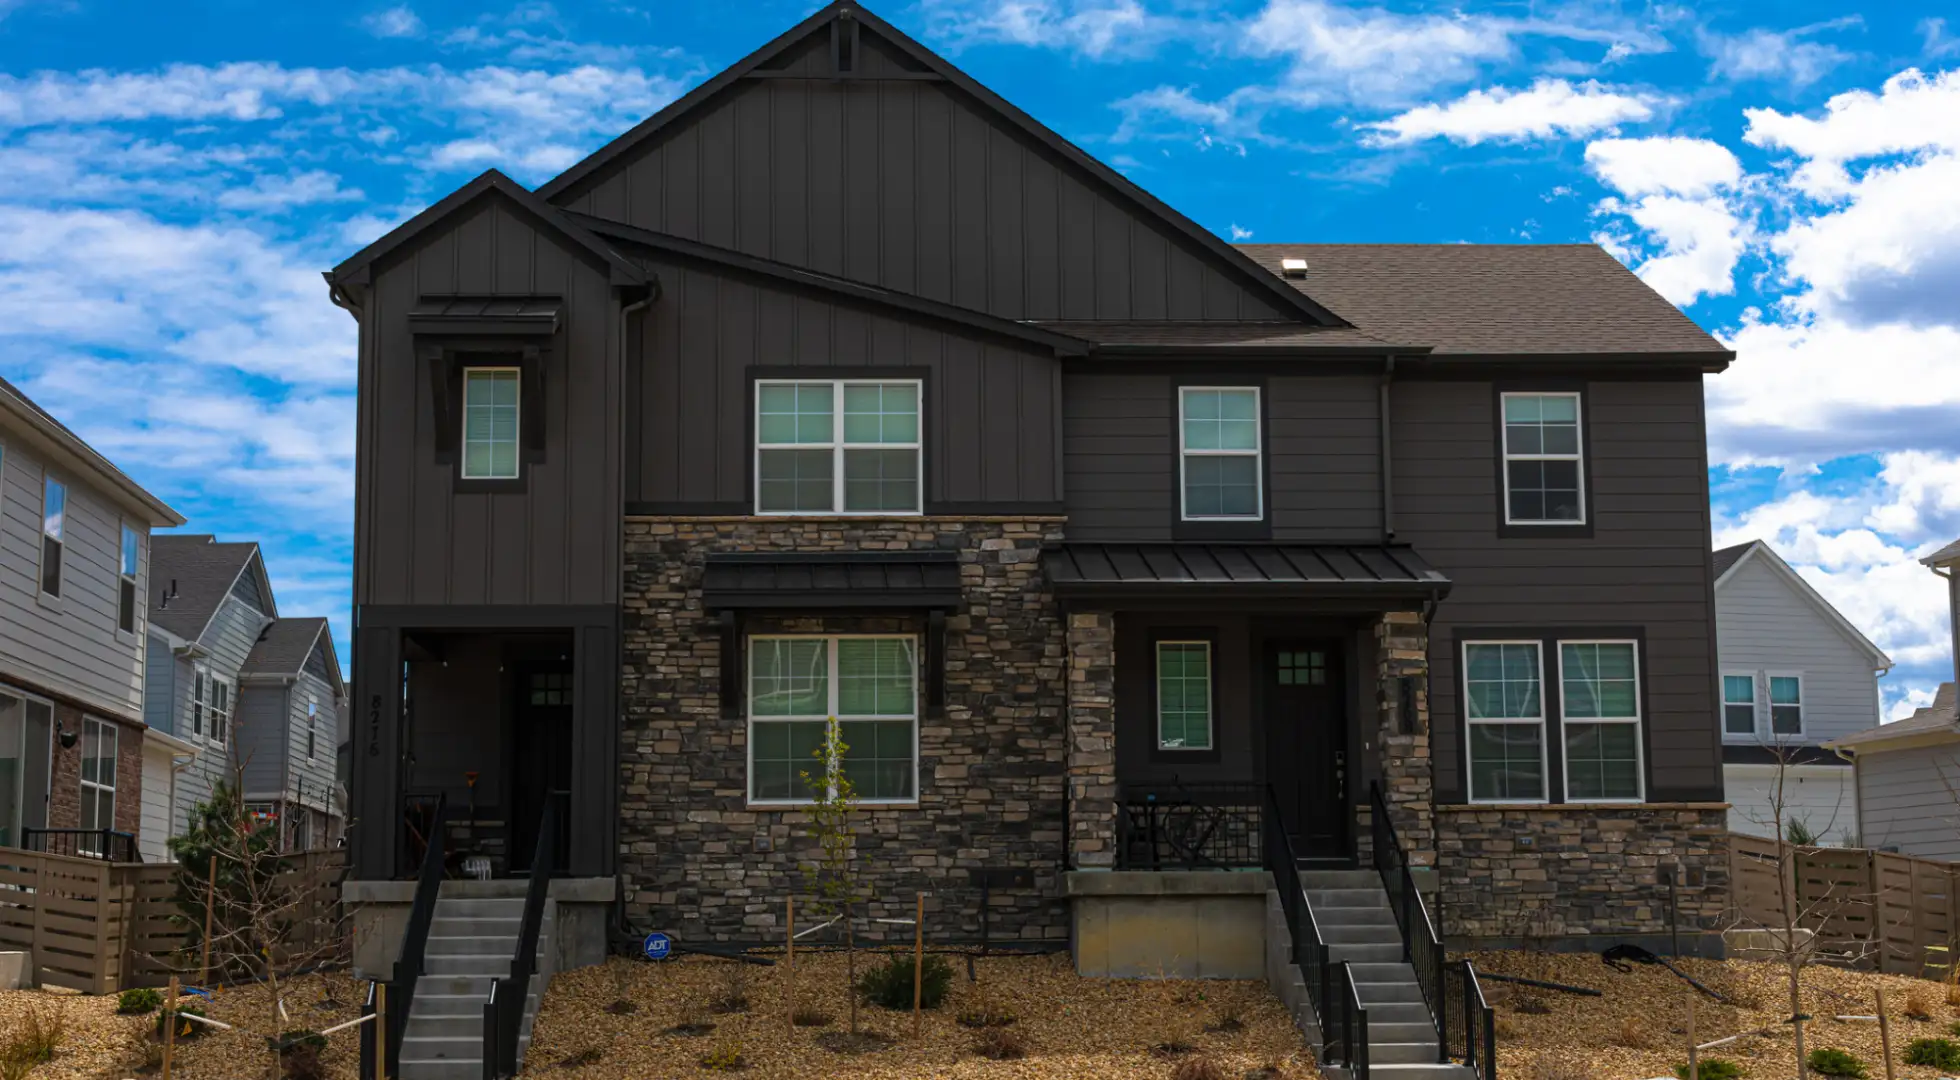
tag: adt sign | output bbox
[642,932,673,961]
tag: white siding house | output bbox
[1831,683,1960,860]
[1714,540,1892,843]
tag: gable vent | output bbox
[1280,258,1309,278]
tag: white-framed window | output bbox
[747,635,917,804]
[1722,673,1757,737]
[118,524,141,634]
[39,475,65,598]
[192,666,231,746]
[1558,641,1644,802]
[1154,641,1214,750]
[305,693,319,758]
[1178,386,1262,521]
[79,717,116,853]
[1768,674,1804,736]
[461,367,521,480]
[754,379,922,515]
[1500,392,1585,525]
[289,808,311,852]
[1463,641,1546,803]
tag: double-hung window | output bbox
[461,368,521,480]
[1558,642,1643,801]
[40,476,65,598]
[1155,641,1214,750]
[1722,674,1757,736]
[305,693,319,758]
[755,380,921,515]
[192,667,231,746]
[748,636,917,804]
[1179,387,1262,520]
[79,717,116,853]
[1769,675,1804,736]
[1463,642,1547,802]
[118,525,141,634]
[1501,392,1584,524]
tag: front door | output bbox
[1263,640,1348,860]
[509,667,573,875]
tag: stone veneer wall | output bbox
[619,517,1069,943]
[1369,610,1432,868]
[1065,612,1116,870]
[1434,804,1731,952]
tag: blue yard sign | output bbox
[642,932,673,961]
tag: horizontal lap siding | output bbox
[628,259,1061,507]
[1856,747,1960,860]
[287,670,339,814]
[1716,556,1883,746]
[1394,377,1722,803]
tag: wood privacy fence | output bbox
[1729,832,1959,976]
[0,846,346,994]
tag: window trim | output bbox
[752,378,925,518]
[459,366,523,481]
[1555,639,1646,804]
[1721,670,1759,739]
[78,716,117,851]
[1177,385,1264,523]
[1766,671,1805,738]
[305,692,319,759]
[117,522,141,637]
[744,633,920,807]
[1461,639,1549,805]
[192,665,232,748]
[39,473,65,600]
[1493,387,1593,537]
[1153,638,1217,753]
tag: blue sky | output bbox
[1,0,1956,718]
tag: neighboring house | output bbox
[329,1,1735,1025]
[0,375,183,859]
[1712,540,1892,843]
[146,536,344,854]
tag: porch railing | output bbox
[21,827,138,863]
[1445,959,1498,1080]
[379,793,446,1078]
[1116,782,1263,869]
[1369,781,1448,1065]
[1263,784,1369,1077]
[482,797,557,1079]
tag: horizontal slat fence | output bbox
[1730,833,1960,976]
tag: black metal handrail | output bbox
[1262,784,1368,1077]
[358,980,377,1079]
[1446,960,1498,1080]
[482,796,557,1079]
[21,827,139,863]
[1369,782,1448,1065]
[385,793,447,1078]
[1118,781,1263,869]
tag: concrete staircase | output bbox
[1299,869,1474,1080]
[397,888,552,1080]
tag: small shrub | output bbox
[1170,1055,1231,1080]
[1492,1015,1520,1039]
[1205,998,1246,1033]
[1806,1047,1868,1079]
[971,1026,1028,1061]
[273,1029,328,1055]
[1905,1037,1960,1068]
[1947,981,1960,1009]
[1530,1056,1591,1080]
[603,999,637,1016]
[857,954,955,1010]
[117,988,163,1015]
[1906,988,1935,1020]
[1615,1015,1648,1048]
[711,964,751,1014]
[791,1005,833,1028]
[1512,991,1551,1016]
[156,1000,207,1041]
[1673,1058,1745,1080]
[559,1047,604,1067]
[957,1006,1017,1028]
[699,1041,746,1072]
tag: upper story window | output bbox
[754,380,921,515]
[39,476,65,598]
[305,693,319,758]
[461,368,521,480]
[747,635,918,804]
[1501,392,1585,525]
[118,525,140,634]
[1179,387,1262,521]
[192,665,231,746]
[1769,675,1804,736]
[1722,674,1757,736]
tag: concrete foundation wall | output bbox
[344,878,613,981]
[1065,871,1270,979]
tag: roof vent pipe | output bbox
[1280,258,1309,278]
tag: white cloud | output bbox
[1363,79,1664,147]
[214,169,364,211]
[1585,136,1743,198]
[1743,67,1960,197]
[1925,19,1960,59]
[362,5,423,39]
[1700,17,1860,89]
[921,0,1176,60]
[0,63,359,127]
[1584,137,1750,306]
[1228,224,1252,241]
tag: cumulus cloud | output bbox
[1700,17,1861,89]
[361,5,423,39]
[1363,79,1665,147]
[921,0,1177,60]
[1584,137,1751,306]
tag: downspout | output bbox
[1934,564,1960,688]
[1380,355,1397,543]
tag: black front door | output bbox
[1264,640,1348,860]
[509,667,573,875]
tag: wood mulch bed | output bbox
[0,987,140,1080]
[1471,950,1960,1079]
[72,972,369,1080]
[520,951,1317,1079]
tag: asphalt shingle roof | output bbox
[150,534,261,641]
[1832,683,1958,748]
[1713,541,1754,581]
[239,617,329,678]
[1921,537,1960,567]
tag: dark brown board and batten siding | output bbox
[1390,376,1723,803]
[551,31,1287,324]
[356,190,624,607]
[626,257,1062,510]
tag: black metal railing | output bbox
[1444,960,1498,1080]
[1369,782,1447,1065]
[482,797,557,1079]
[21,827,138,863]
[358,980,377,1079]
[1262,784,1369,1077]
[383,794,447,1078]
[1117,782,1263,869]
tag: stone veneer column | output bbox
[1066,611,1117,869]
[1375,610,1434,866]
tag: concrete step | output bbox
[1353,981,1427,1005]
[1324,1064,1477,1080]
[1322,924,1404,946]
[431,897,527,918]
[430,916,522,938]
[415,975,498,999]
[1368,1021,1442,1044]
[1348,961,1417,984]
[1315,905,1398,927]
[397,1060,484,1080]
[426,935,520,958]
[427,954,515,977]
[1355,1001,1434,1025]
[1307,888,1389,910]
[1370,1042,1444,1066]
[1297,870,1380,889]
[400,1035,481,1062]
[1328,942,1406,964]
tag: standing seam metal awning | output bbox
[408,296,563,337]
[1042,542,1451,600]
[701,551,965,610]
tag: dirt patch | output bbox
[135,973,368,1080]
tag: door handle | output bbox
[1333,750,1347,797]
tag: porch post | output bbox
[1374,610,1434,867]
[349,617,403,880]
[1066,611,1117,869]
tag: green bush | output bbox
[857,953,955,1010]
[116,987,163,1014]
[1674,1059,1744,1080]
[1905,1037,1960,1068]
[156,1001,208,1041]
[272,1029,327,1054]
[1806,1047,1867,1078]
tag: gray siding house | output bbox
[1713,540,1891,843]
[0,376,183,858]
[237,618,346,849]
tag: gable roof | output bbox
[1714,539,1892,670]
[1831,683,1958,750]
[240,617,344,694]
[150,534,274,642]
[0,376,184,527]
[531,1,1341,329]
[327,169,650,288]
[1236,244,1732,363]
[1921,537,1960,568]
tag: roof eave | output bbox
[0,388,185,527]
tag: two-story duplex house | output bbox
[328,4,1735,1073]
[146,536,345,854]
[0,376,183,859]
[1712,540,1891,843]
